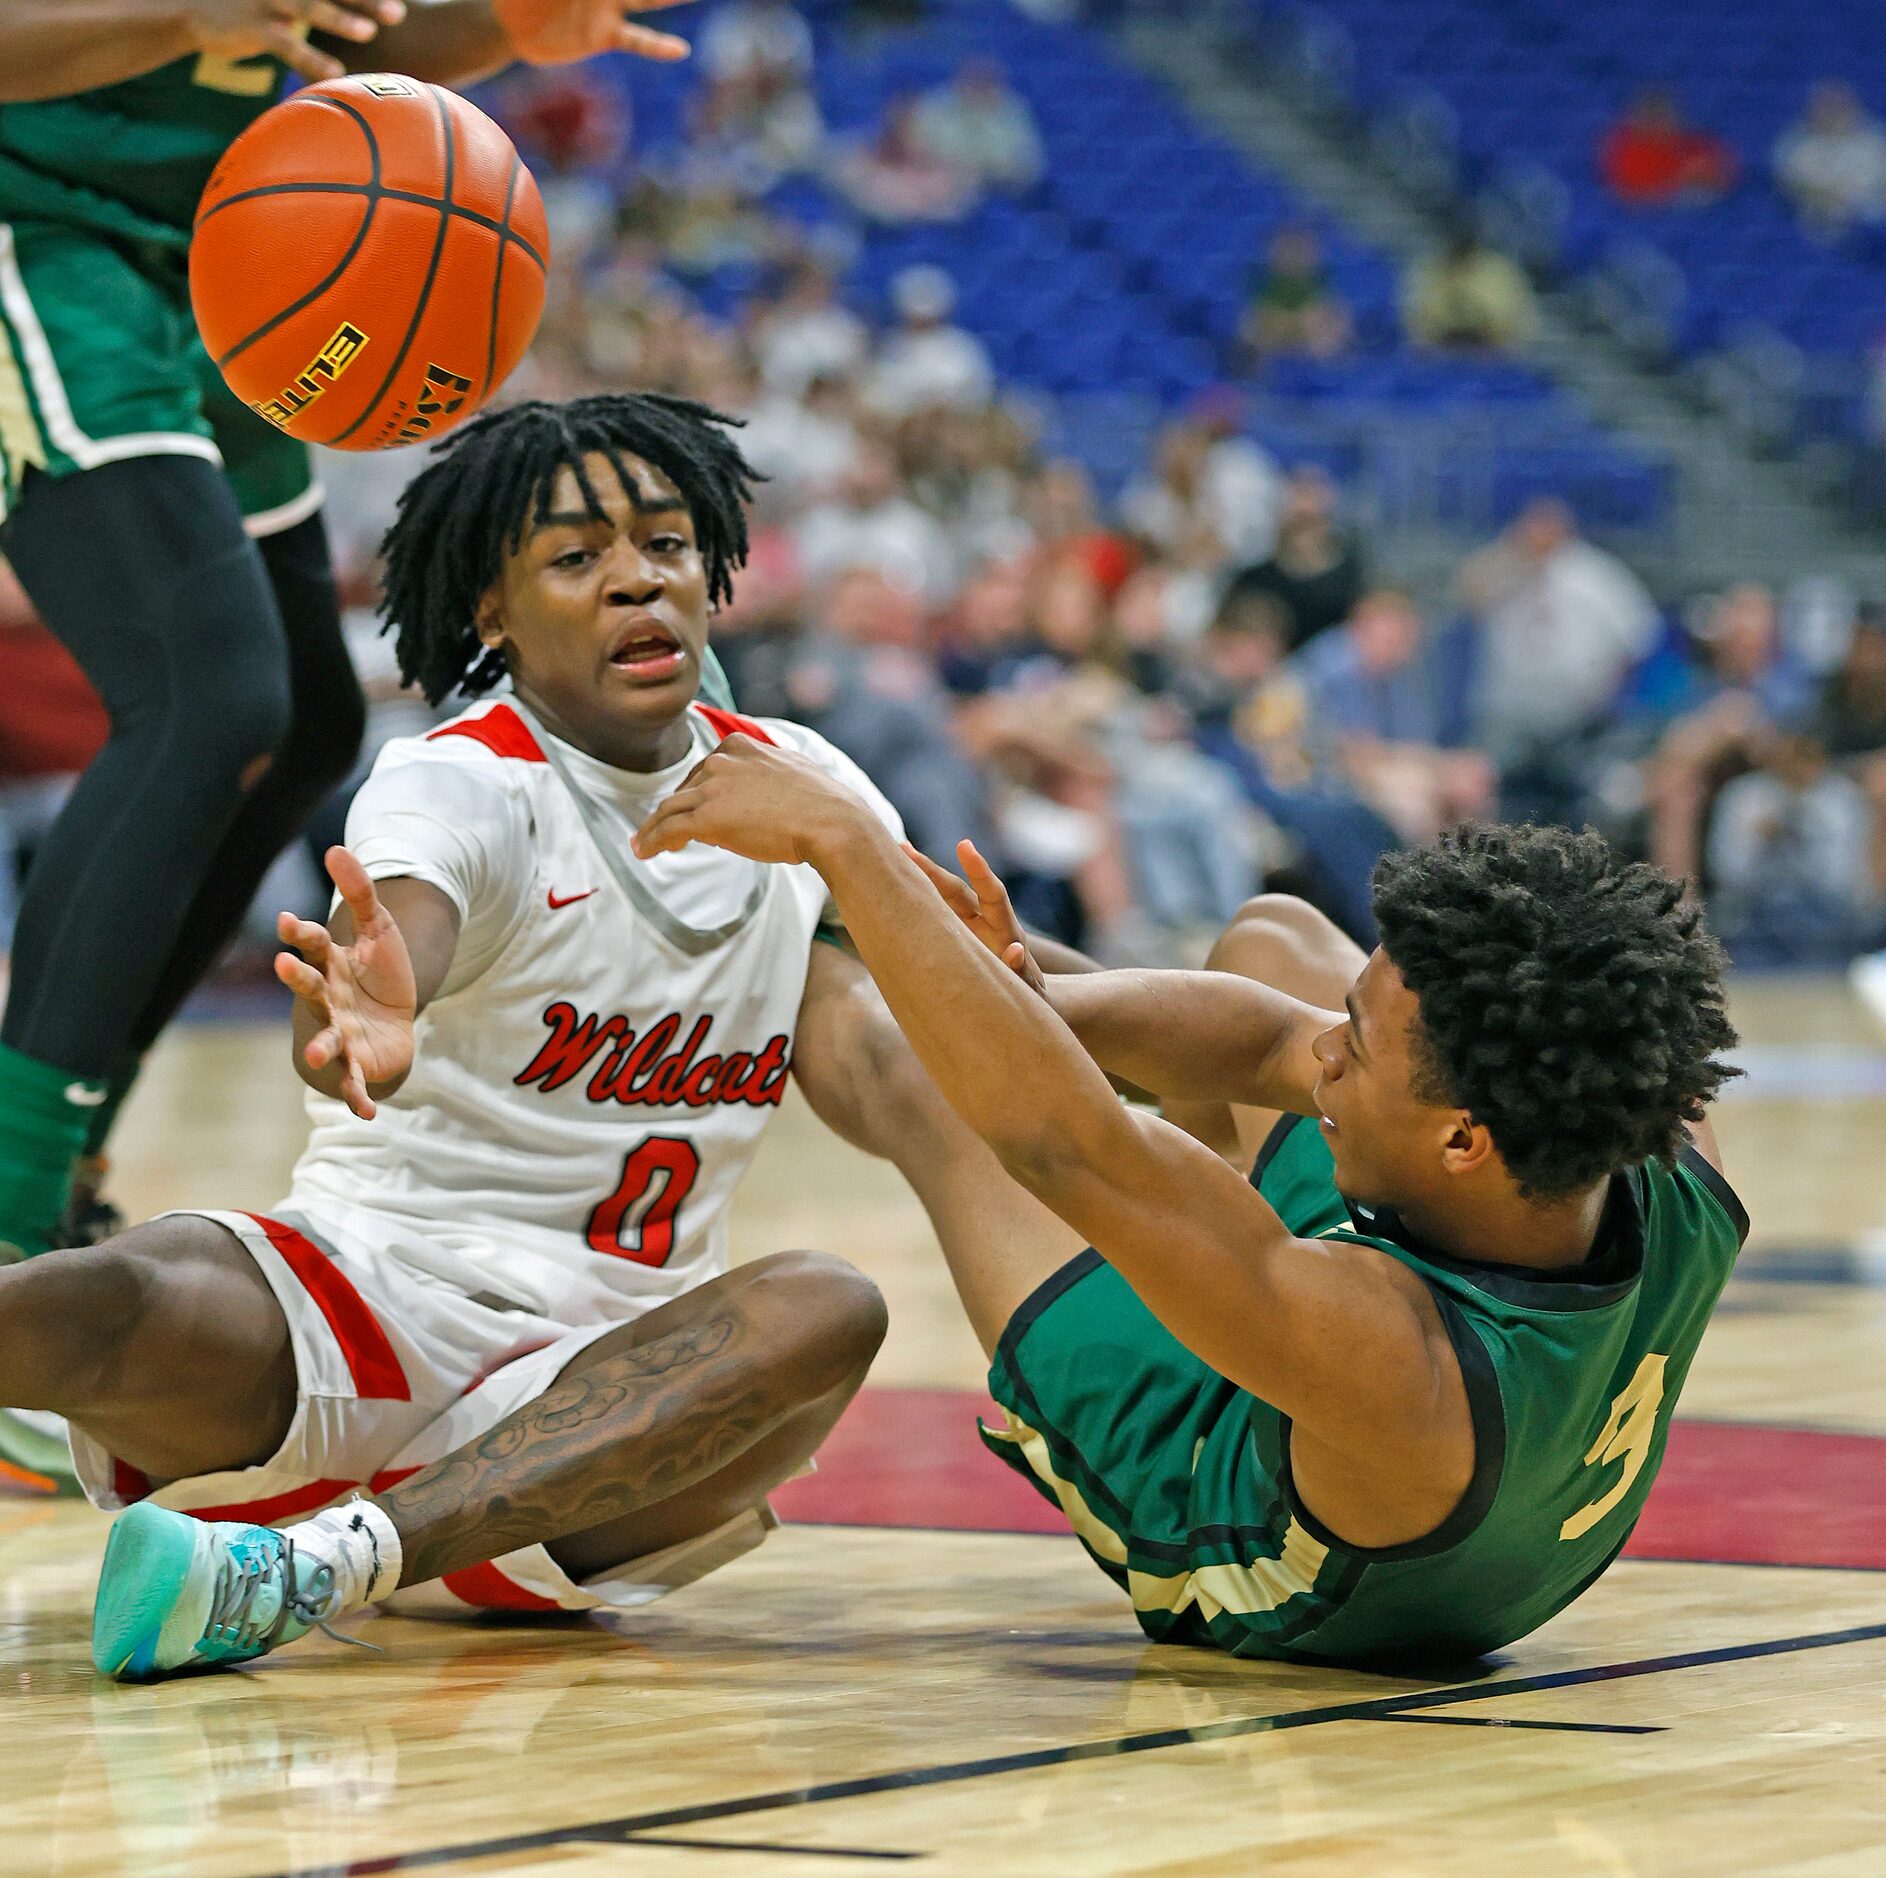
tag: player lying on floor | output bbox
[637,742,1750,1665]
[0,392,905,1680]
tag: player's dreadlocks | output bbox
[379,393,757,704]
[1371,824,1740,1201]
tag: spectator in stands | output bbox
[1286,587,1496,846]
[499,67,624,267]
[700,0,813,87]
[1814,604,1886,853]
[1643,584,1813,885]
[833,94,978,223]
[893,402,1033,566]
[1120,395,1283,566]
[688,66,826,186]
[1240,225,1352,364]
[1457,498,1660,823]
[1599,88,1737,207]
[1402,222,1537,353]
[781,566,998,861]
[752,256,869,394]
[794,438,957,605]
[911,59,1044,194]
[660,174,779,276]
[869,266,995,416]
[1186,585,1396,943]
[1708,724,1880,963]
[1828,610,1886,1023]
[1775,82,1886,238]
[738,366,863,506]
[1219,466,1364,652]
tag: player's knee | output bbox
[742,1250,889,1390]
[170,553,296,782]
[2,1241,153,1409]
[1212,893,1350,973]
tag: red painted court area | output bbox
[774,1388,1886,1572]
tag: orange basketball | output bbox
[190,74,550,453]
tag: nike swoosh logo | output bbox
[64,1084,107,1107]
[547,888,599,910]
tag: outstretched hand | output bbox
[492,0,692,65]
[904,840,1046,995]
[275,847,418,1120]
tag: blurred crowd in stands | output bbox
[2,1,1885,995]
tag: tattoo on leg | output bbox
[378,1307,778,1587]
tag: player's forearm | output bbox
[336,0,513,85]
[1025,933,1103,976]
[809,815,1143,1184]
[1044,970,1324,1112]
[0,3,196,100]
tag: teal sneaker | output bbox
[92,1503,338,1682]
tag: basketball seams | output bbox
[197,180,547,274]
[483,153,521,405]
[321,82,458,448]
[213,95,383,370]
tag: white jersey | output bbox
[285,696,902,1325]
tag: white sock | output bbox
[288,1499,404,1619]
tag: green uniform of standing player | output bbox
[0,0,706,1492]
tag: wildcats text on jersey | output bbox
[514,1003,791,1109]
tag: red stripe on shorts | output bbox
[186,1478,361,1524]
[441,1561,565,1611]
[244,1213,410,1401]
[182,1468,418,1527]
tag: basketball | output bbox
[189,75,549,453]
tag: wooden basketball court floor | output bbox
[5,977,1884,1876]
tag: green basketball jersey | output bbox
[1242,1115,1747,1660]
[0,50,290,249]
[982,1111,1748,1666]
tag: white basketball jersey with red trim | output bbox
[284,698,902,1325]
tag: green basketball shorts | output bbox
[981,1250,1339,1657]
[0,218,315,531]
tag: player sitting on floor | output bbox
[0,391,901,1681]
[637,738,1749,1665]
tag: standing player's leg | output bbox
[62,513,366,1215]
[91,1252,887,1680]
[59,400,366,1236]
[0,454,294,1263]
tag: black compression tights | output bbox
[0,454,364,1077]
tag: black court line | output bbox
[258,1619,1886,1878]
[1361,1715,1664,1735]
[624,1836,918,1861]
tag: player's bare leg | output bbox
[791,944,1086,1357]
[380,1250,885,1583]
[90,1251,885,1680]
[1160,895,1367,1172]
[0,1215,297,1481]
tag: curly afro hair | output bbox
[1371,824,1739,1200]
